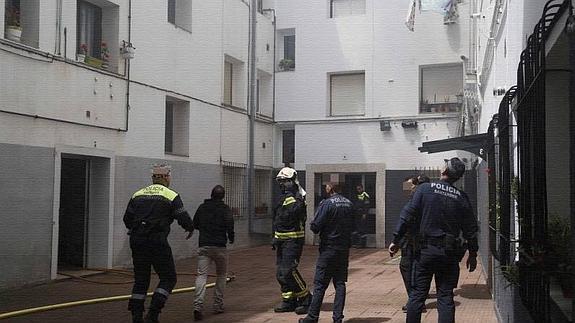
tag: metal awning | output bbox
[418,133,489,159]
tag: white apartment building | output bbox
[0,0,479,290]
[0,0,276,289]
[269,0,475,248]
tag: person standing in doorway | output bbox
[389,158,478,323]
[299,182,354,323]
[123,164,194,323]
[399,175,430,313]
[191,185,234,321]
[352,184,370,248]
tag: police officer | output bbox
[299,182,354,323]
[272,167,312,314]
[389,158,478,323]
[123,164,194,323]
[399,175,430,313]
[352,184,370,248]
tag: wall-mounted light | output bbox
[401,120,418,129]
[380,120,391,131]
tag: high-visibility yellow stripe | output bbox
[132,184,178,201]
[292,271,306,291]
[283,196,296,206]
[357,192,370,200]
[274,231,305,239]
[282,291,294,300]
[294,289,309,298]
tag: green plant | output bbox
[279,58,295,70]
[500,263,520,288]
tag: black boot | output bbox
[273,299,297,312]
[298,316,318,323]
[128,298,145,323]
[294,293,312,315]
[145,293,167,323]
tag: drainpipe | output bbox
[124,0,132,132]
[247,0,257,233]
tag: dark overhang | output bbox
[418,133,489,159]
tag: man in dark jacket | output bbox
[272,167,312,314]
[191,185,234,321]
[389,158,478,323]
[123,164,194,323]
[299,182,354,323]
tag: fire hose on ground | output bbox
[0,275,235,320]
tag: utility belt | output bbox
[417,234,467,261]
[129,220,164,237]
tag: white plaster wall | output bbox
[294,117,462,170]
[271,0,471,122]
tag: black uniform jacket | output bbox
[392,180,478,253]
[311,193,354,250]
[273,191,307,240]
[123,184,194,238]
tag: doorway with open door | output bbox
[56,153,112,276]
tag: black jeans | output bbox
[407,245,460,323]
[276,238,309,301]
[307,247,350,322]
[128,235,177,313]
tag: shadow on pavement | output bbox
[345,318,391,322]
[455,284,492,299]
[424,300,461,309]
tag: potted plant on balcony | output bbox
[279,58,295,71]
[77,43,88,62]
[4,5,22,42]
[100,41,110,69]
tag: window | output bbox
[76,0,119,71]
[277,29,295,71]
[254,169,272,217]
[223,61,233,106]
[282,130,295,164]
[77,1,102,58]
[420,64,463,113]
[165,97,190,156]
[4,0,40,48]
[330,72,365,116]
[330,0,366,18]
[167,0,192,32]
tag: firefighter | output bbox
[272,167,312,314]
[123,164,194,323]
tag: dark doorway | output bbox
[58,157,89,269]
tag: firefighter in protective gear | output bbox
[272,167,312,314]
[123,164,194,323]
[352,184,370,248]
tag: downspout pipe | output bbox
[124,0,132,132]
[247,0,257,233]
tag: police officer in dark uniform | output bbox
[352,184,370,248]
[299,182,354,323]
[272,167,312,314]
[123,164,194,323]
[389,158,478,323]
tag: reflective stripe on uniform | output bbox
[155,288,170,297]
[294,288,309,298]
[292,271,306,291]
[132,184,178,201]
[282,291,294,300]
[274,231,305,239]
[131,293,146,300]
[283,196,296,206]
[357,192,370,200]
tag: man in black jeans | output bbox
[299,182,354,323]
[123,164,194,323]
[191,185,235,321]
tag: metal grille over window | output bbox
[222,161,272,218]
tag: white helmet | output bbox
[276,167,297,180]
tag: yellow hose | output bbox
[0,276,234,320]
